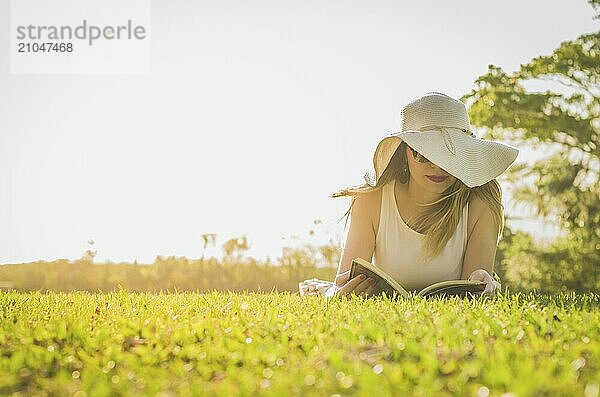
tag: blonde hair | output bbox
[330,141,505,261]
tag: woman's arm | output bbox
[333,192,377,288]
[460,197,501,296]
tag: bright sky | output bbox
[1,0,597,264]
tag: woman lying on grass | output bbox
[325,92,518,299]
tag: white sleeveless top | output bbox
[373,178,469,291]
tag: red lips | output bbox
[426,175,448,183]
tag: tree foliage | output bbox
[462,4,599,292]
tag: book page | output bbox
[417,280,486,298]
[350,258,410,299]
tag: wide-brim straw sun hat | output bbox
[364,92,519,188]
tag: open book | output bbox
[349,257,487,299]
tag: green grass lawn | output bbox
[0,291,598,396]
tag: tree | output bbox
[462,1,599,292]
[222,235,250,263]
[81,239,97,264]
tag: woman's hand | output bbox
[468,269,501,298]
[329,270,378,299]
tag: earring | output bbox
[400,162,409,182]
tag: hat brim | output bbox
[365,129,519,188]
